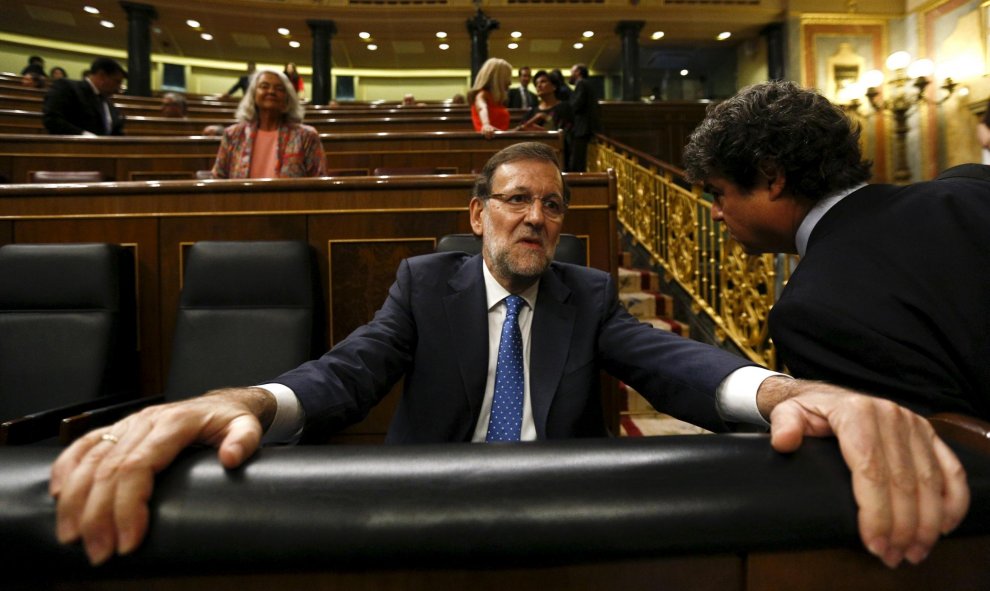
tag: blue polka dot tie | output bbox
[486,295,525,442]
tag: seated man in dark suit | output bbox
[51,142,967,570]
[683,80,990,422]
[42,56,126,136]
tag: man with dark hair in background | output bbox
[21,55,45,76]
[42,56,126,136]
[507,65,536,110]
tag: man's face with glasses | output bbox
[469,158,566,292]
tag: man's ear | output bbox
[766,172,788,201]
[469,198,485,236]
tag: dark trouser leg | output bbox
[569,135,589,172]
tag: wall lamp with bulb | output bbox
[838,51,958,182]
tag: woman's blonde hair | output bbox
[235,68,304,124]
[467,58,512,106]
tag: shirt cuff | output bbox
[256,383,305,444]
[716,366,789,428]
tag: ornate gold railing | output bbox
[590,138,794,368]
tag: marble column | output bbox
[616,21,644,101]
[307,20,337,106]
[120,2,157,97]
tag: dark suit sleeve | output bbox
[272,258,417,434]
[593,272,753,432]
[42,79,86,135]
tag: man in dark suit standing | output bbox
[42,57,126,136]
[507,66,536,110]
[683,80,990,422]
[567,63,600,172]
[50,142,968,570]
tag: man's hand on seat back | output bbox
[760,377,970,568]
[49,388,275,565]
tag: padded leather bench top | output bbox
[2,435,989,578]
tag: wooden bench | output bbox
[0,171,618,440]
[0,130,561,182]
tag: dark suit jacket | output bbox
[508,86,537,110]
[42,78,124,136]
[770,164,990,419]
[276,253,752,442]
[569,78,600,138]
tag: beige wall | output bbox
[737,37,768,88]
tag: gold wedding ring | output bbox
[100,432,120,444]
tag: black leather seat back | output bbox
[436,233,587,266]
[164,241,320,400]
[0,243,136,418]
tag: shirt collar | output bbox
[794,183,866,257]
[482,257,540,311]
[84,76,103,98]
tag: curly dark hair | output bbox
[682,80,872,201]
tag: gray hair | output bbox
[162,92,187,111]
[234,68,304,124]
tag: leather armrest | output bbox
[58,394,165,445]
[930,412,990,456]
[0,393,136,446]
[2,435,989,580]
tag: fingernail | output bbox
[882,548,903,569]
[56,516,78,544]
[866,537,887,558]
[85,535,113,566]
[118,526,138,556]
[905,544,929,565]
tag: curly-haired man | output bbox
[683,80,990,422]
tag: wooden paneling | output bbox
[599,101,711,166]
[0,131,561,183]
[0,106,519,137]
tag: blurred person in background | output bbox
[468,58,513,139]
[160,92,188,118]
[283,62,304,98]
[43,56,126,136]
[212,69,326,179]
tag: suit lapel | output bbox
[529,266,575,439]
[442,255,490,423]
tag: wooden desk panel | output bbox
[0,131,561,182]
[0,107,519,137]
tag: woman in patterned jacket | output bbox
[212,69,326,179]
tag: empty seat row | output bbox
[1,234,586,445]
[0,240,323,445]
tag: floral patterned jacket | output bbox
[211,121,326,178]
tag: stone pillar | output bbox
[120,2,157,97]
[762,23,785,81]
[466,9,499,83]
[307,20,337,106]
[616,21,644,101]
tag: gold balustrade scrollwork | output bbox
[591,140,785,368]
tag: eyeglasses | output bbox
[487,192,567,220]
